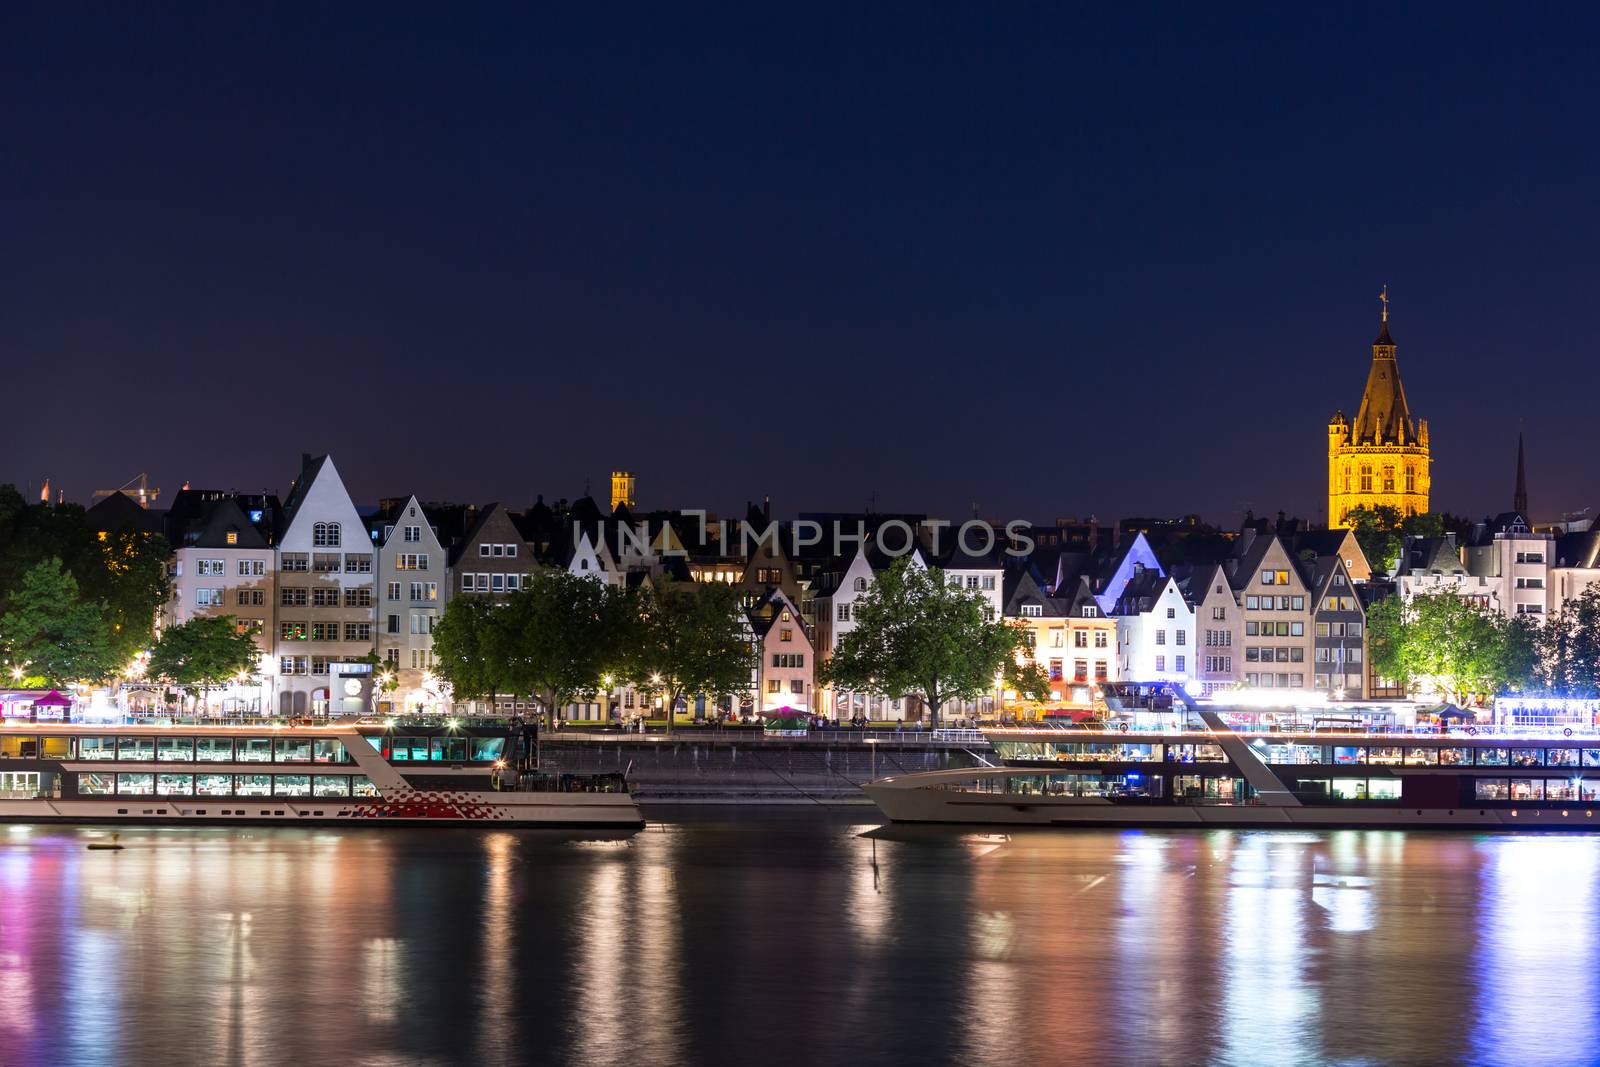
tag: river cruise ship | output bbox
[0,720,642,828]
[864,698,1600,829]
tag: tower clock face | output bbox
[343,679,362,697]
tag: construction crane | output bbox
[91,473,161,509]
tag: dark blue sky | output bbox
[5,5,1597,526]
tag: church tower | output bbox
[610,470,636,512]
[1326,289,1431,527]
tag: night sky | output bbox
[6,5,1598,526]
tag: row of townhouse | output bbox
[1396,510,1600,618]
[133,450,1600,721]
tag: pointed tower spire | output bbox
[1514,430,1529,517]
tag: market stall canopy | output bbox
[32,691,72,707]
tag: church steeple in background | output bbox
[1514,430,1529,517]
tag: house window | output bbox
[1175,656,1185,673]
[1360,466,1372,492]
[1212,607,1226,620]
[345,554,373,573]
[281,553,309,572]
[982,576,995,591]
[1155,655,1166,672]
[1020,604,1043,617]
[853,577,868,592]
[836,603,850,622]
[1081,606,1098,618]
[1073,631,1087,648]
[280,588,307,607]
[1094,632,1107,648]
[313,523,341,547]
[404,526,421,543]
[344,623,372,641]
[1155,630,1166,646]
[1175,631,1186,646]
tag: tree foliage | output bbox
[492,570,632,726]
[147,615,260,699]
[0,558,118,687]
[431,595,504,704]
[1343,507,1473,576]
[0,485,170,672]
[1367,590,1537,704]
[624,580,755,733]
[1532,584,1600,697]
[821,558,1029,725]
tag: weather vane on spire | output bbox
[1379,284,1389,323]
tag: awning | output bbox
[32,690,73,707]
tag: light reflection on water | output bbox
[0,815,1597,1066]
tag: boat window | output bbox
[1293,779,1331,797]
[235,775,272,797]
[313,775,350,797]
[351,775,379,797]
[1546,749,1580,768]
[1474,748,1509,767]
[311,739,346,764]
[431,737,469,762]
[1168,744,1227,763]
[273,775,311,797]
[1258,743,1323,765]
[1510,778,1544,800]
[196,738,234,762]
[1475,779,1510,800]
[1367,779,1401,800]
[116,773,155,795]
[236,739,274,763]
[118,737,156,762]
[196,774,232,796]
[1511,748,1544,768]
[390,736,430,761]
[157,738,194,762]
[77,773,114,795]
[156,774,193,796]
[471,737,506,761]
[275,738,313,763]
[1332,747,1365,765]
[1438,748,1472,766]
[0,737,24,757]
[78,737,116,760]
[1330,779,1367,800]
[1584,749,1600,768]
[1403,747,1438,766]
[41,736,71,759]
[1583,780,1600,802]
[1545,778,1580,800]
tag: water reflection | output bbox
[1,819,1599,1065]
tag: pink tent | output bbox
[32,690,73,708]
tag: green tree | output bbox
[1367,590,1531,705]
[493,571,631,727]
[83,530,171,665]
[147,615,260,710]
[1343,505,1405,575]
[625,580,755,734]
[821,558,1030,727]
[1536,585,1600,697]
[431,595,504,707]
[0,558,118,687]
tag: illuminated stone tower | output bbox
[610,470,636,511]
[1326,289,1431,527]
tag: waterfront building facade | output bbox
[374,495,447,714]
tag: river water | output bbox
[0,809,1595,1066]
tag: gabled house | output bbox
[1110,570,1194,685]
[1185,562,1238,697]
[751,588,814,714]
[273,454,375,716]
[1227,530,1313,692]
[450,503,532,600]
[374,495,448,714]
[1302,553,1367,699]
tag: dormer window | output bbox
[225,529,238,545]
[1020,603,1044,617]
[1082,606,1098,618]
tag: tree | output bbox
[0,558,118,687]
[1367,590,1533,705]
[431,595,504,707]
[625,580,755,734]
[1535,585,1600,697]
[821,558,1031,727]
[1344,506,1405,575]
[147,615,260,710]
[83,529,171,665]
[493,571,631,727]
